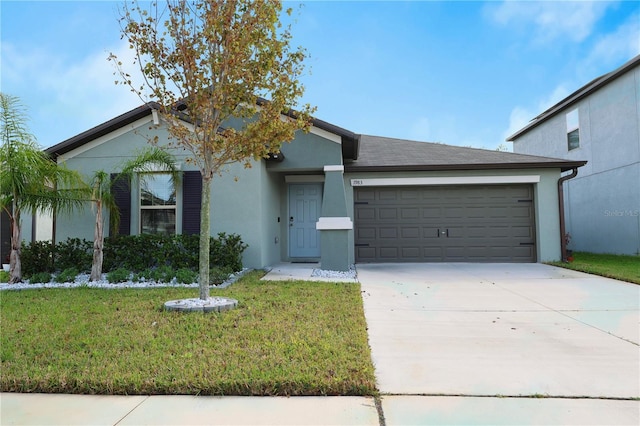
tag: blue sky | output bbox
[1,1,639,150]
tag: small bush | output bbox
[55,238,92,272]
[29,272,52,284]
[55,267,79,283]
[107,268,131,283]
[21,241,54,276]
[175,268,197,284]
[133,269,153,282]
[209,266,233,285]
[0,270,9,283]
[150,265,175,283]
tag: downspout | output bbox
[558,167,579,262]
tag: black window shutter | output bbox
[110,174,131,236]
[182,171,202,235]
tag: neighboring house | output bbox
[40,103,584,271]
[508,55,640,256]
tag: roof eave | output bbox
[45,103,159,158]
[344,160,587,173]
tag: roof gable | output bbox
[46,102,359,160]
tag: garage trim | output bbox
[350,175,540,187]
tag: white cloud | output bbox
[488,1,613,44]
[1,40,143,147]
[582,12,640,75]
[503,84,570,141]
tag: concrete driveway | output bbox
[358,263,639,400]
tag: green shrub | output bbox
[55,238,92,272]
[29,272,52,284]
[106,268,131,283]
[175,268,197,284]
[209,266,233,285]
[55,267,79,283]
[133,268,153,282]
[0,270,9,283]
[21,241,54,276]
[211,233,247,272]
[102,233,247,273]
[150,265,175,283]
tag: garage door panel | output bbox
[356,246,376,261]
[356,227,376,240]
[379,228,398,239]
[379,247,399,258]
[401,227,421,238]
[378,208,398,220]
[356,208,376,221]
[354,184,536,263]
[422,207,442,218]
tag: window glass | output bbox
[567,129,580,150]
[140,174,176,206]
[141,209,176,236]
[566,109,579,150]
[139,173,176,235]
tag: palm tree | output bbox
[88,147,179,281]
[0,93,88,283]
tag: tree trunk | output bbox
[91,200,103,281]
[9,207,21,284]
[198,175,212,300]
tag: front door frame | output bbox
[288,183,323,259]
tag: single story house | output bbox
[40,104,585,271]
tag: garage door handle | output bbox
[519,242,534,246]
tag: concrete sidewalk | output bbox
[3,393,639,425]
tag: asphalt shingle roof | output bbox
[345,135,585,172]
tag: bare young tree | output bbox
[110,0,314,299]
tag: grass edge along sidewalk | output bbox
[548,251,640,284]
[0,271,377,396]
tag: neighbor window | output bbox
[139,173,176,236]
[566,109,579,150]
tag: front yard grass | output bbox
[0,271,377,396]
[548,251,640,284]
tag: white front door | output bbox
[289,183,322,258]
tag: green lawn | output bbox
[548,251,640,284]
[0,271,377,396]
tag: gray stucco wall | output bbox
[344,168,564,263]
[267,130,342,172]
[53,116,347,270]
[53,117,276,270]
[513,66,640,255]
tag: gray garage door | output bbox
[354,185,536,262]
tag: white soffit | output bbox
[350,175,541,187]
[309,125,342,144]
[57,116,154,162]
